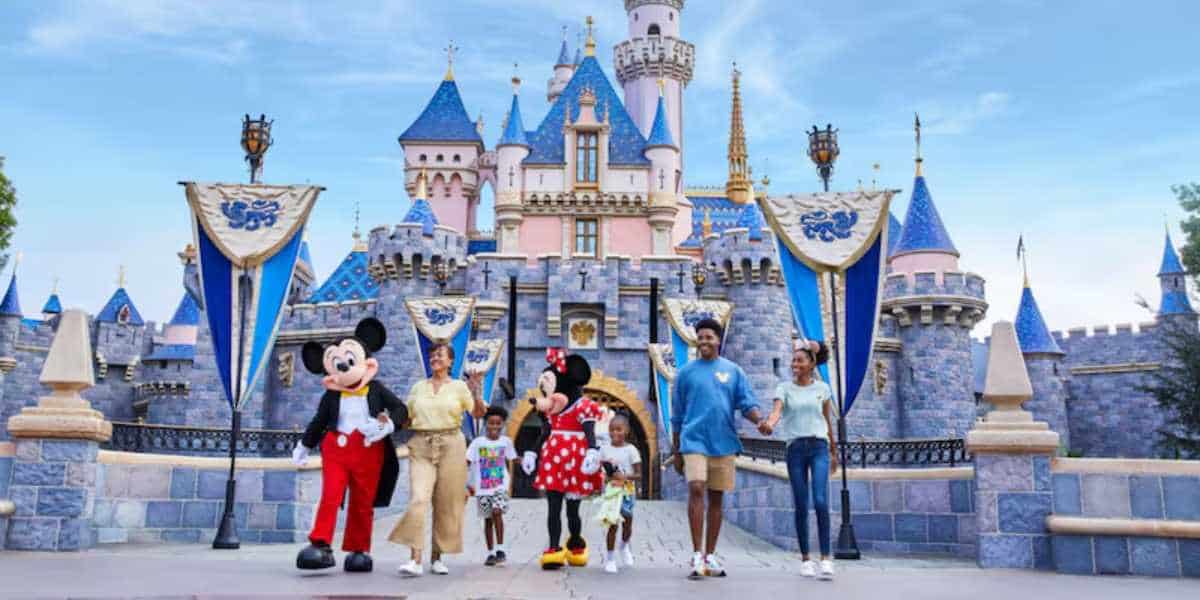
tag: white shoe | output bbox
[431,559,450,575]
[800,560,817,578]
[704,554,726,577]
[688,552,706,579]
[819,559,835,580]
[397,560,423,577]
[604,559,619,574]
[621,545,635,567]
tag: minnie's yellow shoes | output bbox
[566,543,589,567]
[540,547,567,570]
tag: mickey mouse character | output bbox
[292,317,407,573]
[521,348,603,569]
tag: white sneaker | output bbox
[604,559,619,574]
[688,552,706,579]
[819,559,835,580]
[621,545,635,567]
[704,554,726,577]
[397,560,423,577]
[800,560,817,578]
[431,559,450,575]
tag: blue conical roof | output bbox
[574,47,582,66]
[887,212,904,257]
[1015,285,1063,355]
[736,202,764,241]
[498,93,529,147]
[0,271,20,317]
[308,248,379,304]
[42,293,62,315]
[168,292,200,326]
[1159,231,1185,275]
[556,39,571,66]
[398,79,483,146]
[403,198,439,236]
[645,94,676,149]
[1161,289,1196,315]
[97,288,144,326]
[893,176,958,257]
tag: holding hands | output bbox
[521,451,538,476]
[356,413,395,445]
[757,420,774,436]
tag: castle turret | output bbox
[883,116,986,439]
[547,31,575,103]
[1015,275,1069,447]
[643,81,680,255]
[1157,230,1194,318]
[41,279,62,322]
[397,48,484,236]
[0,263,23,373]
[615,0,693,175]
[496,73,531,254]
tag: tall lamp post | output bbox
[806,123,860,559]
[241,114,273,184]
[807,124,839,192]
[691,262,707,298]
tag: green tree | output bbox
[0,158,17,273]
[1139,183,1200,458]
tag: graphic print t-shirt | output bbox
[467,435,517,496]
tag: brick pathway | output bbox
[0,499,1195,599]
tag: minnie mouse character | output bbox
[292,317,407,573]
[521,348,604,569]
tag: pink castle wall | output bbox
[519,215,561,260]
[607,216,653,257]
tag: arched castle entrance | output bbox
[508,371,659,499]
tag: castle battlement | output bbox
[702,226,783,287]
[366,223,468,282]
[1052,321,1160,340]
[881,271,987,329]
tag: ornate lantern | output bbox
[433,261,449,293]
[691,262,707,297]
[241,114,273,183]
[807,123,839,192]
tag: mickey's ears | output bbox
[355,317,387,353]
[301,342,327,375]
[565,355,591,386]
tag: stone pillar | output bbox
[967,321,1060,569]
[4,309,111,551]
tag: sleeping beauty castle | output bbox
[0,0,1193,500]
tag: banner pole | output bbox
[830,270,860,559]
[213,269,249,549]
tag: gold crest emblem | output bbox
[715,371,730,384]
[569,319,596,346]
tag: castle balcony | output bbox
[881,271,987,328]
[522,191,648,217]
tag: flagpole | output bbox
[214,268,249,549]
[830,270,860,559]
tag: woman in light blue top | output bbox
[762,340,837,579]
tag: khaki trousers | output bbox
[388,429,468,554]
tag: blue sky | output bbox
[1,0,1198,338]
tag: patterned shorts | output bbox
[477,490,510,518]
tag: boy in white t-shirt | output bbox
[466,405,517,566]
[599,413,642,573]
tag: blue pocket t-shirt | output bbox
[671,356,759,456]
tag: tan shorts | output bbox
[683,454,736,491]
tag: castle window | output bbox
[648,24,660,36]
[576,132,598,183]
[117,305,131,324]
[419,154,427,162]
[453,154,461,163]
[575,218,598,256]
[670,12,674,21]
[436,154,444,162]
[634,12,638,21]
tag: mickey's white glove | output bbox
[522,451,538,476]
[292,443,310,466]
[581,448,601,475]
[358,417,394,446]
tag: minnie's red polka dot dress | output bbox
[533,397,604,499]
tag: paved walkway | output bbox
[1,499,1195,599]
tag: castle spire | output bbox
[644,78,676,149]
[444,40,458,81]
[498,66,530,148]
[584,16,596,57]
[914,112,923,177]
[556,26,571,66]
[0,253,21,317]
[352,200,367,252]
[725,63,753,204]
[1015,283,1063,355]
[1158,228,1194,315]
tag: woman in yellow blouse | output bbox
[390,343,486,576]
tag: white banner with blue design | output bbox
[185,182,322,409]
[462,337,504,438]
[647,343,677,439]
[758,190,894,414]
[404,297,477,379]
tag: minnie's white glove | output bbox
[522,451,538,476]
[292,443,310,466]
[581,448,601,475]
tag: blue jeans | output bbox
[786,437,831,556]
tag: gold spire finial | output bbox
[1018,234,1029,288]
[511,62,521,92]
[725,62,753,204]
[444,40,458,81]
[51,276,58,295]
[702,208,713,236]
[117,265,126,289]
[585,16,596,57]
[416,169,429,199]
[656,77,665,96]
[914,112,923,176]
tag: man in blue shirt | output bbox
[670,318,768,579]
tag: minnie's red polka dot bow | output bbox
[546,347,567,373]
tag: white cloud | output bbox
[920,91,1011,135]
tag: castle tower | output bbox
[0,262,23,372]
[547,29,576,103]
[41,278,62,322]
[397,46,485,237]
[724,65,753,205]
[1014,273,1069,447]
[884,117,986,438]
[1157,230,1195,319]
[643,80,680,255]
[615,0,694,182]
[496,72,531,254]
